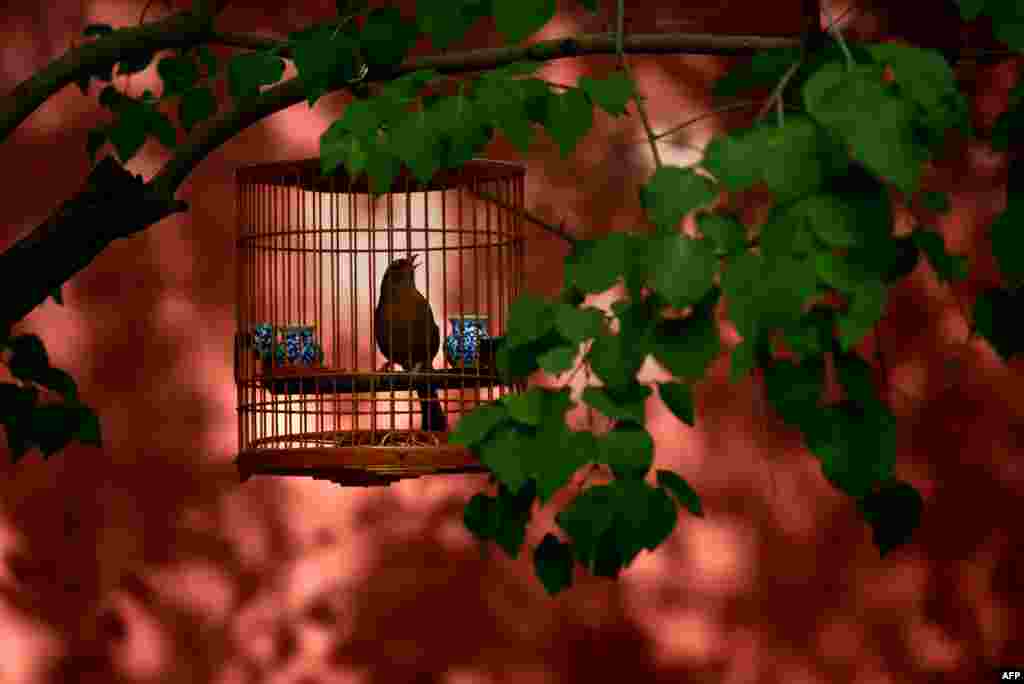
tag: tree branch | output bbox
[151,31,802,196]
[0,157,187,331]
[3,30,803,330]
[0,8,218,143]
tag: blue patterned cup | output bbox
[250,323,323,367]
[282,325,322,366]
[445,314,491,369]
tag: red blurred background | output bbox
[1,0,1021,682]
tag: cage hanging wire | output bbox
[234,159,526,487]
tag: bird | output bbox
[374,255,448,432]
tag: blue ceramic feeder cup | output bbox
[444,314,491,369]
[250,323,323,368]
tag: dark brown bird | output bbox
[374,255,447,432]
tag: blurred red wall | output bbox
[0,1,1020,682]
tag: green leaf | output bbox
[417,0,490,50]
[118,49,155,75]
[32,367,78,401]
[787,192,863,249]
[227,51,286,102]
[497,328,572,382]
[554,304,606,343]
[178,85,218,133]
[701,131,760,192]
[563,233,649,295]
[857,479,923,557]
[364,137,401,195]
[8,334,50,382]
[639,165,716,230]
[696,211,747,256]
[493,0,557,43]
[988,206,1024,286]
[866,44,968,141]
[579,71,635,117]
[712,47,802,99]
[83,23,114,37]
[389,109,443,184]
[505,294,557,347]
[556,484,618,571]
[729,333,762,383]
[973,287,1024,361]
[71,404,102,446]
[464,492,499,540]
[656,468,704,517]
[586,330,645,390]
[543,87,593,158]
[157,55,199,98]
[779,307,834,359]
[834,351,876,405]
[320,123,369,178]
[195,45,218,77]
[749,115,847,202]
[534,533,574,595]
[533,428,595,503]
[598,423,654,480]
[763,357,825,430]
[581,385,650,425]
[803,63,925,195]
[658,381,695,427]
[477,423,534,493]
[954,0,987,20]
[449,403,510,447]
[837,279,887,351]
[503,387,548,426]
[0,383,39,462]
[86,127,107,163]
[537,345,578,375]
[614,478,677,556]
[918,191,950,213]
[650,297,722,381]
[884,235,921,282]
[648,233,717,308]
[108,105,149,162]
[493,480,536,558]
[290,27,359,106]
[803,400,897,497]
[912,229,969,283]
[360,7,419,69]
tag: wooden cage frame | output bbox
[233,158,525,486]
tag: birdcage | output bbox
[233,158,525,487]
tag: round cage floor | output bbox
[236,430,488,487]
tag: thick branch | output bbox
[0,8,218,144]
[0,157,187,331]
[151,31,801,195]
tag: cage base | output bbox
[236,437,488,487]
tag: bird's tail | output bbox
[415,385,448,432]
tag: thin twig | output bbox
[616,0,662,168]
[756,59,802,123]
[465,186,577,246]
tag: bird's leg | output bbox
[378,361,395,372]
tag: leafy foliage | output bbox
[27,0,1024,595]
[0,334,102,463]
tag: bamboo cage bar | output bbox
[233,159,525,487]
